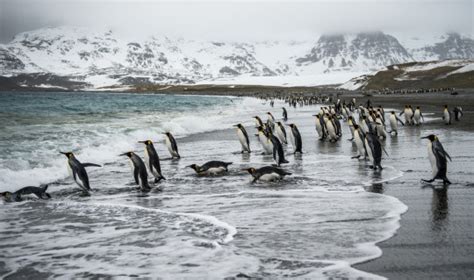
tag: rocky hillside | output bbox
[0,27,473,90]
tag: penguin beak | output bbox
[421,136,428,139]
[119,152,128,156]
[138,141,146,144]
[59,151,67,155]
[233,124,239,127]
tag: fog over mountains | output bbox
[0,27,473,89]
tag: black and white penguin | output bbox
[400,105,414,125]
[288,123,303,154]
[253,116,264,128]
[275,122,288,145]
[413,106,424,125]
[266,112,276,131]
[453,106,463,121]
[313,114,325,140]
[351,124,366,159]
[138,140,165,182]
[325,115,338,142]
[256,126,273,154]
[187,161,232,176]
[442,105,451,125]
[421,135,452,185]
[282,107,288,121]
[60,152,101,193]
[268,132,289,166]
[364,131,385,170]
[1,185,51,202]
[347,116,357,141]
[233,124,251,153]
[164,132,180,159]
[243,166,292,182]
[389,111,404,135]
[120,151,151,192]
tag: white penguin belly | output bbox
[428,143,438,177]
[259,173,281,182]
[365,139,374,163]
[165,137,174,156]
[237,129,249,151]
[204,167,226,175]
[389,117,397,131]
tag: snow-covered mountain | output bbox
[0,26,473,89]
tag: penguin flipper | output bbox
[133,167,139,185]
[82,163,101,168]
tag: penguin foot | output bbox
[351,155,361,159]
[347,138,354,141]
[421,179,435,183]
[443,179,452,185]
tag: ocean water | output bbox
[0,92,407,279]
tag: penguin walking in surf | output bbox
[233,124,251,153]
[275,122,288,145]
[120,151,151,192]
[351,124,366,159]
[243,166,292,182]
[268,132,289,166]
[400,105,414,125]
[314,114,326,140]
[164,132,180,159]
[288,123,303,154]
[413,106,425,125]
[253,116,264,128]
[442,105,451,125]
[60,152,101,194]
[187,161,232,176]
[282,107,288,121]
[256,126,273,155]
[453,106,463,121]
[138,140,165,182]
[364,130,386,170]
[421,135,452,185]
[389,111,404,135]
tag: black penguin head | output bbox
[119,152,133,158]
[353,124,359,129]
[0,192,12,200]
[444,104,448,108]
[391,111,395,114]
[233,124,242,128]
[422,135,437,142]
[242,167,256,175]
[187,164,199,171]
[138,140,153,146]
[288,123,295,128]
[60,152,74,158]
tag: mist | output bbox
[1,0,472,43]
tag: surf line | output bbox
[52,200,237,245]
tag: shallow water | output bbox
[0,92,413,279]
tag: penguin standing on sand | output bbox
[442,105,451,125]
[60,152,101,193]
[288,123,303,154]
[164,132,180,159]
[187,161,232,176]
[233,124,251,153]
[268,132,289,166]
[138,140,165,182]
[421,135,452,185]
[120,151,151,192]
[243,166,292,182]
[282,107,288,121]
[389,111,404,135]
[413,106,425,125]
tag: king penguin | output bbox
[187,161,232,176]
[60,152,101,193]
[243,166,292,182]
[442,105,452,125]
[364,130,385,170]
[164,132,180,159]
[275,121,288,145]
[389,111,404,135]
[413,106,425,125]
[233,124,251,153]
[288,123,303,154]
[421,135,452,185]
[268,132,289,166]
[282,107,288,121]
[120,151,151,192]
[138,140,165,182]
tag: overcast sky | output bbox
[0,0,472,43]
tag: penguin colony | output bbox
[1,99,461,201]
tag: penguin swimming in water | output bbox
[60,152,101,193]
[288,123,303,154]
[243,166,292,182]
[187,161,232,176]
[164,132,180,159]
[120,151,151,192]
[1,185,51,202]
[268,132,289,166]
[233,124,251,153]
[389,111,404,135]
[282,107,288,121]
[442,105,451,125]
[138,140,165,182]
[413,106,425,125]
[275,122,288,145]
[421,135,452,185]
